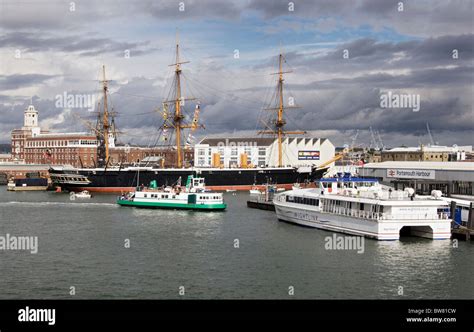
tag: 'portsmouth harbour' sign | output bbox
[387,169,435,179]
[298,151,320,160]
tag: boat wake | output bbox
[0,201,117,207]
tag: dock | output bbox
[451,227,474,241]
[449,200,474,241]
[247,200,275,211]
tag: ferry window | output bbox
[360,203,365,210]
[380,206,384,213]
[144,194,147,198]
[315,199,319,206]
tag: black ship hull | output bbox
[49,167,328,192]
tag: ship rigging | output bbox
[258,52,306,167]
[160,37,204,168]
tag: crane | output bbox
[426,122,437,146]
[369,126,379,150]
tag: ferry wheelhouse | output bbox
[117,175,226,211]
[273,174,451,240]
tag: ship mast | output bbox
[95,65,114,167]
[162,35,201,168]
[102,65,110,163]
[259,53,305,167]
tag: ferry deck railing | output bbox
[321,205,449,221]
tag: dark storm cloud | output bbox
[274,34,474,75]
[247,0,473,36]
[0,32,157,57]
[0,74,57,91]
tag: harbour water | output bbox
[0,186,472,299]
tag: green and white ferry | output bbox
[116,175,227,211]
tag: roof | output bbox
[385,145,472,153]
[198,137,276,146]
[29,132,95,139]
[198,136,329,147]
[320,177,379,182]
[361,161,474,171]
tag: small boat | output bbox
[276,187,286,192]
[7,177,49,191]
[292,183,302,190]
[74,190,92,199]
[117,175,226,211]
[247,183,277,211]
[249,186,262,195]
[226,189,237,193]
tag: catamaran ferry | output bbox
[117,175,226,211]
[273,174,451,240]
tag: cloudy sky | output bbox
[0,0,473,148]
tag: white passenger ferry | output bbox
[273,175,451,240]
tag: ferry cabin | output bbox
[131,191,223,206]
[274,179,451,240]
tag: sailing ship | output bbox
[117,175,226,211]
[49,41,328,192]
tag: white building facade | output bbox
[194,137,335,168]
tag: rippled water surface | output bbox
[0,187,472,299]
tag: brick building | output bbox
[11,103,194,168]
[109,146,194,167]
[11,104,43,162]
[381,145,472,162]
[25,133,98,168]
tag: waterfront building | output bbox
[0,153,11,162]
[194,136,335,168]
[11,104,45,162]
[358,161,474,197]
[108,146,194,167]
[381,145,472,162]
[25,132,98,168]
